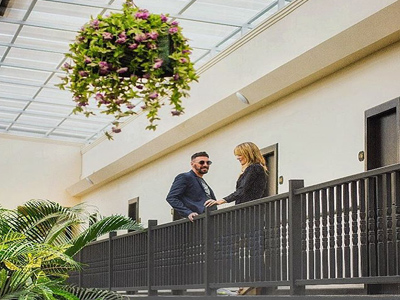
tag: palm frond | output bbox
[61,285,127,300]
[65,215,141,257]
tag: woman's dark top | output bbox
[223,163,268,205]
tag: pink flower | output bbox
[136,85,143,90]
[84,56,92,64]
[147,31,159,40]
[79,71,89,77]
[135,9,150,20]
[171,21,179,26]
[95,93,105,101]
[102,32,113,40]
[112,127,122,133]
[171,110,181,116]
[149,92,158,99]
[99,61,109,69]
[134,33,147,43]
[128,43,138,50]
[91,19,100,29]
[169,27,178,34]
[147,43,157,49]
[63,62,72,69]
[182,49,192,54]
[117,67,128,74]
[126,103,135,109]
[160,14,168,22]
[173,73,180,80]
[116,36,127,44]
[179,57,188,64]
[153,59,163,69]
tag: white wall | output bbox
[80,40,400,225]
[0,135,82,209]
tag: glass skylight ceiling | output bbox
[0,0,292,144]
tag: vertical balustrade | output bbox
[343,183,351,278]
[359,179,368,277]
[308,191,315,279]
[376,175,386,276]
[321,188,329,279]
[350,181,359,278]
[328,187,336,279]
[301,193,307,280]
[336,184,343,278]
[314,190,321,279]
[281,198,288,280]
[289,180,305,295]
[147,220,158,296]
[395,171,400,275]
[367,177,377,276]
[385,173,395,276]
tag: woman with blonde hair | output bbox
[205,142,268,207]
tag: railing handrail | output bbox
[295,162,400,194]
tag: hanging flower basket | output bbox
[57,0,199,139]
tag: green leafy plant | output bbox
[57,0,199,139]
[0,200,142,299]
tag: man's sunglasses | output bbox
[197,160,212,166]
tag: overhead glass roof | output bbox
[0,0,293,144]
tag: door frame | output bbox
[260,143,278,196]
[365,97,400,170]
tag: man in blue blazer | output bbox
[166,152,216,221]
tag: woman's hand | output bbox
[204,199,226,207]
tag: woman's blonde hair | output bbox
[234,142,268,172]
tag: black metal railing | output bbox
[68,163,400,295]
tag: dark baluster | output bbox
[229,211,234,283]
[367,177,377,276]
[314,190,321,279]
[321,188,329,278]
[328,187,335,278]
[336,184,343,278]
[359,179,368,277]
[245,207,251,282]
[265,202,271,281]
[243,208,249,283]
[250,206,257,282]
[385,173,395,275]
[301,194,307,279]
[270,201,277,281]
[282,198,288,280]
[234,210,239,283]
[343,183,351,278]
[395,172,400,275]
[308,192,315,279]
[276,200,282,281]
[225,212,231,283]
[215,215,221,283]
[376,175,386,276]
[350,181,359,277]
[239,209,245,283]
[259,203,266,282]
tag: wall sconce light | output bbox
[358,151,365,162]
[85,177,94,185]
[279,176,284,185]
[236,92,250,105]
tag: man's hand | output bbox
[204,199,226,207]
[188,212,198,222]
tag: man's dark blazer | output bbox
[166,170,216,218]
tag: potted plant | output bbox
[57,0,199,139]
